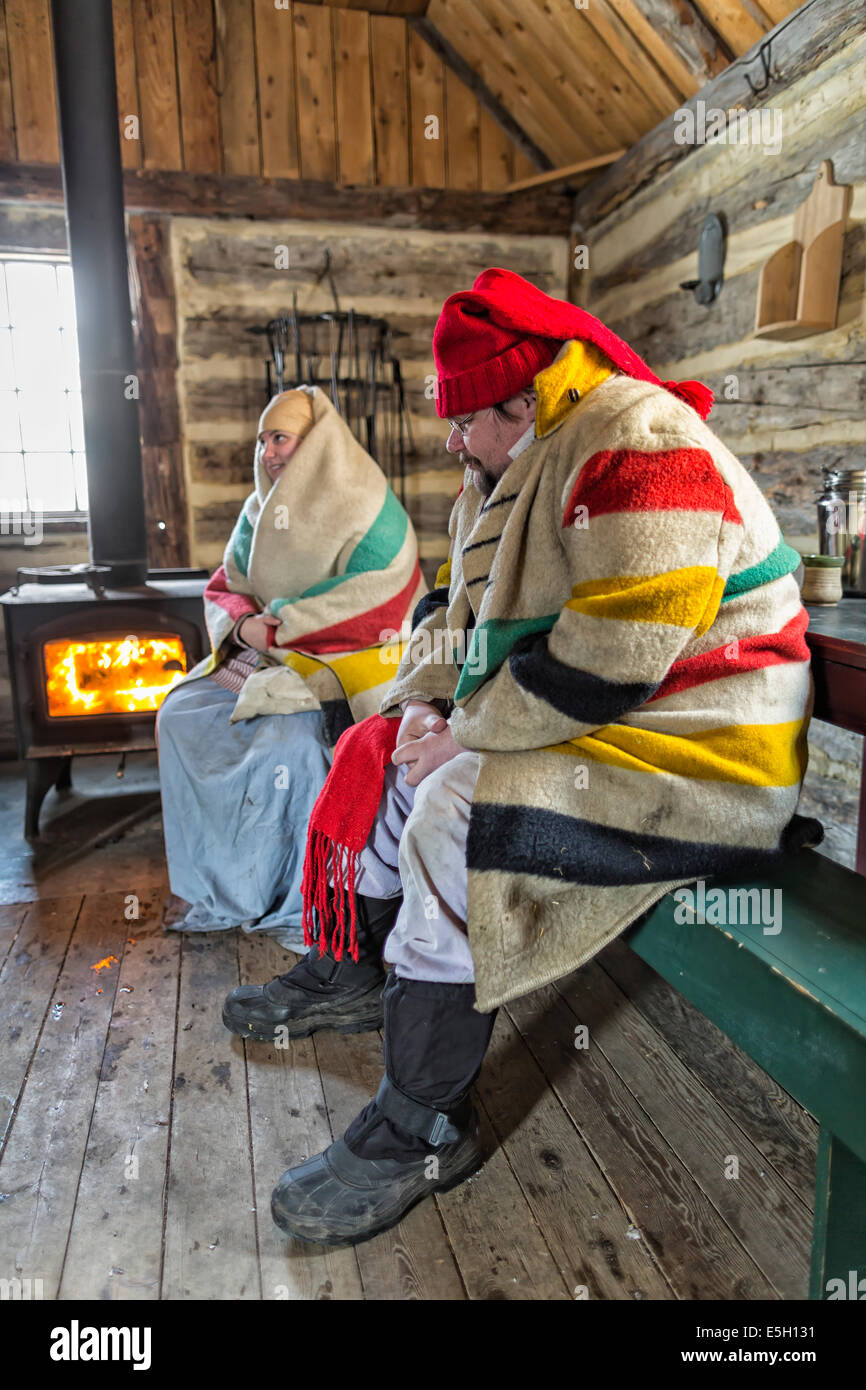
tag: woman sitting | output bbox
[157,386,425,949]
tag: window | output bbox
[0,256,87,521]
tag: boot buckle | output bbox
[375,1075,462,1147]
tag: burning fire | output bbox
[44,634,187,717]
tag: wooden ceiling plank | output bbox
[565,0,692,110]
[4,0,58,164]
[689,0,766,56]
[214,0,261,176]
[293,1,337,181]
[532,0,670,138]
[407,23,445,186]
[410,16,551,171]
[253,0,300,179]
[621,0,733,85]
[133,0,183,171]
[478,106,513,190]
[174,0,221,174]
[334,7,376,183]
[603,0,717,99]
[444,66,479,190]
[112,0,142,170]
[751,0,800,23]
[473,0,628,150]
[370,13,410,185]
[429,0,598,163]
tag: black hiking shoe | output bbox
[222,893,400,1042]
[271,1082,484,1245]
[270,973,497,1245]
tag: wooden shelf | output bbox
[754,160,851,341]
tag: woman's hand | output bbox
[395,699,447,749]
[237,613,280,652]
[392,721,463,787]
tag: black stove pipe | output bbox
[50,0,148,588]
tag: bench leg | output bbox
[810,1128,866,1299]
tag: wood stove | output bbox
[2,566,208,835]
[1,1,210,834]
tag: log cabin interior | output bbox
[0,0,864,1322]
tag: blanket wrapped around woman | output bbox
[157,385,425,948]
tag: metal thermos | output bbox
[818,467,866,594]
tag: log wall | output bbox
[572,24,866,548]
[171,216,569,576]
[571,17,866,869]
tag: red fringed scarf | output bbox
[301,713,400,961]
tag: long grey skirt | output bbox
[157,676,332,949]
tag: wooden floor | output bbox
[0,758,818,1300]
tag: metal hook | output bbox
[745,41,773,97]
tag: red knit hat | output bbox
[433,267,713,421]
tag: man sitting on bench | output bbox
[223,267,820,1247]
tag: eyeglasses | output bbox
[447,412,477,437]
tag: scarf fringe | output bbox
[301,825,360,962]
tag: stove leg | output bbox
[25,757,70,839]
[55,757,73,793]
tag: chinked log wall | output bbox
[174,220,569,579]
[571,0,866,869]
[571,6,866,545]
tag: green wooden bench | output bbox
[625,848,866,1300]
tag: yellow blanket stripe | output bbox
[548,719,808,787]
[281,641,406,698]
[567,567,724,635]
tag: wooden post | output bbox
[127,213,190,570]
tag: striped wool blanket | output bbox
[381,341,820,1011]
[184,385,426,743]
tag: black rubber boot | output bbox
[221,892,400,1042]
[271,972,497,1245]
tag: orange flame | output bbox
[44,635,187,717]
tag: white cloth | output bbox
[348,752,481,983]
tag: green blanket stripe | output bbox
[454,612,558,701]
[231,509,254,579]
[268,488,407,610]
[720,536,801,603]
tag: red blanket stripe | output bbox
[564,448,743,526]
[204,564,260,625]
[280,558,423,655]
[646,608,810,703]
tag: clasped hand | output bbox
[393,700,463,787]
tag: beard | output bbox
[459,450,498,498]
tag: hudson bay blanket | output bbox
[380,341,819,1011]
[184,385,426,744]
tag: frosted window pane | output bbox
[0,330,14,389]
[6,262,59,329]
[73,452,88,510]
[12,326,63,391]
[0,268,8,327]
[24,453,77,513]
[59,329,80,389]
[18,390,70,450]
[57,264,76,328]
[0,390,21,450]
[67,391,85,451]
[0,452,26,506]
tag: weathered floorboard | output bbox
[161,932,260,1300]
[0,892,133,1298]
[58,894,179,1300]
[237,933,365,1301]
